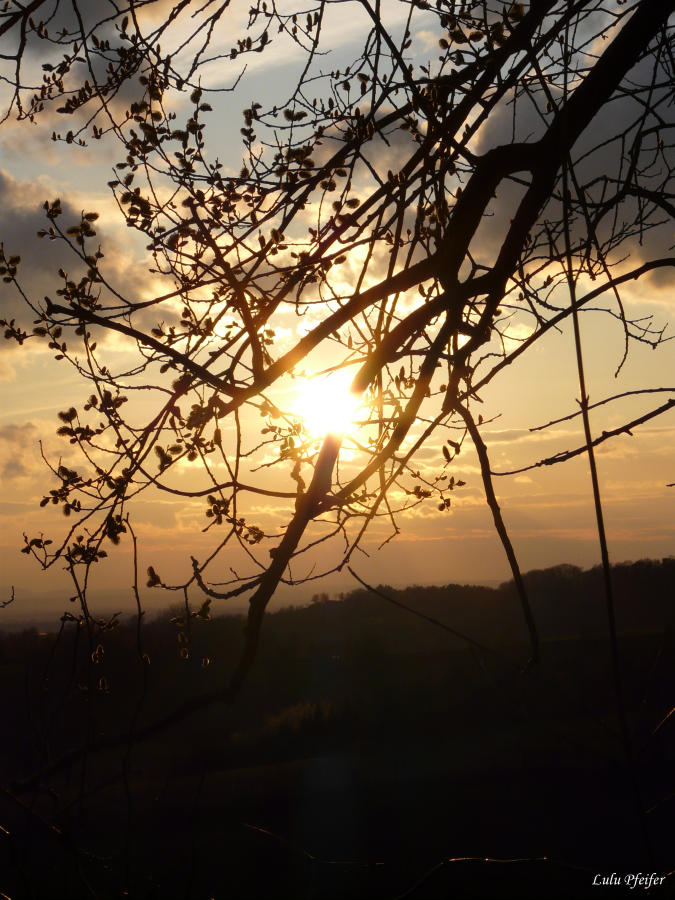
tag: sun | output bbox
[292,368,361,438]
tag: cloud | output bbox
[414,29,440,52]
[0,168,166,355]
[0,170,78,270]
[463,33,675,313]
[0,354,16,381]
[0,169,98,334]
[0,421,38,480]
[0,415,82,486]
[0,422,37,441]
[481,426,583,446]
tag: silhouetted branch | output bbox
[455,404,539,666]
[347,567,512,663]
[493,400,675,476]
[530,388,675,433]
[394,855,595,900]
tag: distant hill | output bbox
[1,559,673,900]
[260,557,675,654]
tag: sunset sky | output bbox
[0,0,673,622]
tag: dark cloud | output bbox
[0,170,86,328]
[2,457,30,479]
[0,171,78,273]
[0,169,163,349]
[0,422,37,441]
[14,0,177,61]
[466,36,675,276]
[0,422,38,480]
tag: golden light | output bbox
[292,368,361,438]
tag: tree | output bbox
[1,0,673,701]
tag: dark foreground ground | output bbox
[1,560,673,898]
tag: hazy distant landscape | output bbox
[1,559,673,898]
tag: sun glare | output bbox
[293,369,361,438]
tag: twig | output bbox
[530,388,675,432]
[455,404,539,666]
[1,586,15,609]
[492,400,674,476]
[347,567,514,663]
